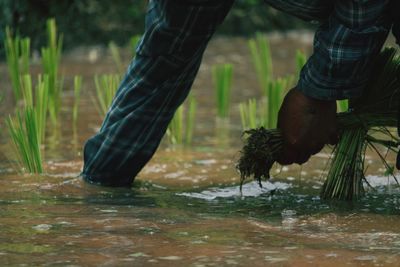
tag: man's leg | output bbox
[82,0,234,186]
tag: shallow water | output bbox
[1,33,400,266]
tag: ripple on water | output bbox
[176,181,291,200]
[32,224,52,232]
[158,256,183,260]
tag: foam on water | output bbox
[364,175,400,188]
[176,181,291,200]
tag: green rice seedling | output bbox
[337,99,349,112]
[264,77,288,128]
[35,75,50,144]
[248,33,272,96]
[212,64,233,118]
[168,106,184,145]
[73,76,83,125]
[19,74,49,144]
[239,98,260,131]
[237,48,400,200]
[4,27,31,102]
[7,107,43,174]
[248,34,287,127]
[94,74,121,116]
[20,74,34,107]
[130,35,142,58]
[295,50,307,76]
[108,41,124,74]
[321,48,400,200]
[239,78,288,130]
[320,128,367,200]
[185,95,197,146]
[4,27,20,100]
[20,38,30,75]
[167,95,197,146]
[42,18,63,126]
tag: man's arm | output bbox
[278,0,393,165]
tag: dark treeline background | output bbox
[0,0,311,57]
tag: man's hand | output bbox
[277,87,338,165]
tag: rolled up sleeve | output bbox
[298,0,392,100]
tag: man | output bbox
[82,0,400,187]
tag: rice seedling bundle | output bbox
[94,74,121,116]
[166,94,197,146]
[4,27,31,102]
[237,48,400,200]
[41,18,63,125]
[212,64,233,119]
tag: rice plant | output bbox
[94,74,121,116]
[130,35,142,58]
[19,74,49,144]
[166,95,197,146]
[321,128,367,200]
[108,41,124,74]
[295,50,307,76]
[248,34,287,128]
[237,48,400,200]
[72,76,83,125]
[265,77,288,128]
[7,107,44,174]
[248,33,272,96]
[321,48,400,200]
[35,75,50,144]
[41,18,63,126]
[4,27,31,102]
[185,95,197,146]
[212,64,233,118]
[239,98,261,130]
[337,100,349,112]
[20,74,34,107]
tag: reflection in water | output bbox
[1,170,400,266]
[1,35,400,266]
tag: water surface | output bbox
[1,34,400,266]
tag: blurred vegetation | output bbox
[0,0,311,58]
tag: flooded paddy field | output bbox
[1,33,400,266]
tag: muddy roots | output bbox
[236,127,283,190]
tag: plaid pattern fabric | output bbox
[82,0,398,186]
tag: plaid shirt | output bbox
[82,0,399,186]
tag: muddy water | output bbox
[1,33,400,266]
